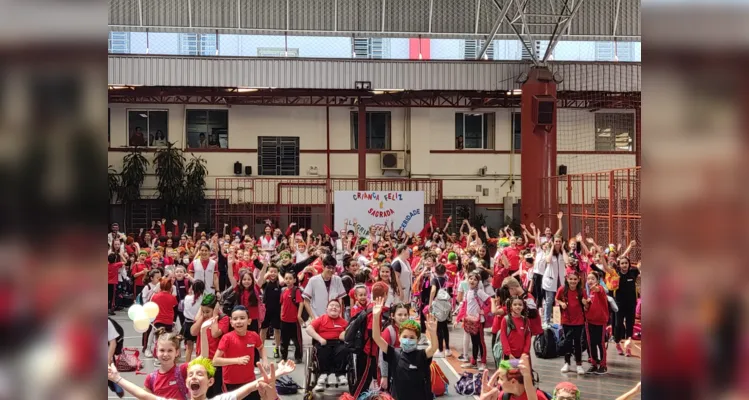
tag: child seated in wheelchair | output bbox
[305,299,349,392]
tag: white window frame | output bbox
[126,109,170,148]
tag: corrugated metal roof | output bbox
[109,0,640,40]
[109,55,640,91]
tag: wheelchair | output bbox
[303,343,358,399]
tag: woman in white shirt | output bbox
[541,236,569,326]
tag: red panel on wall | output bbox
[409,38,430,60]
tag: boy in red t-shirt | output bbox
[131,251,149,300]
[107,253,124,315]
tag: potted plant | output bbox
[153,141,186,221]
[108,165,120,204]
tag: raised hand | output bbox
[157,220,162,226]
[481,226,488,232]
[194,222,200,228]
[224,223,229,227]
[520,223,527,230]
[307,229,313,235]
[274,360,296,377]
[478,369,501,400]
[372,296,385,316]
[630,240,637,247]
[107,363,121,382]
[529,222,536,229]
[162,218,166,224]
[173,219,178,225]
[289,222,297,227]
[576,233,583,242]
[586,237,596,244]
[557,211,563,219]
[426,314,438,335]
[139,228,144,233]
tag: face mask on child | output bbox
[400,338,417,353]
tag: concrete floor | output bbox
[109,313,641,400]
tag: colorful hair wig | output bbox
[399,319,421,338]
[188,356,216,378]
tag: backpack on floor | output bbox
[534,327,559,359]
[115,348,143,373]
[275,375,300,394]
[430,361,449,397]
[455,372,481,395]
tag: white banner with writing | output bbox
[334,191,425,236]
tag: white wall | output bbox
[108,104,636,204]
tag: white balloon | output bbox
[133,317,151,333]
[127,304,144,321]
[143,302,160,320]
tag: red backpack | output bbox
[430,361,449,396]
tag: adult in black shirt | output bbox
[613,257,640,345]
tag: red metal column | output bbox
[520,67,557,229]
[358,102,367,190]
[635,107,642,167]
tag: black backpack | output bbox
[533,327,559,359]
[108,317,125,356]
[343,309,389,352]
[275,375,300,394]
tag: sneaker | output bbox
[338,375,348,386]
[561,363,570,373]
[314,374,327,392]
[144,349,153,358]
[327,374,338,386]
[585,365,598,374]
[478,363,487,371]
[595,366,608,375]
[616,343,624,355]
[433,351,444,358]
[273,347,280,359]
[461,363,477,369]
[445,349,452,357]
[457,355,469,362]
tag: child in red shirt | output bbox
[349,285,369,319]
[107,253,124,315]
[584,271,610,374]
[279,271,306,362]
[213,305,267,400]
[306,299,349,391]
[144,330,188,400]
[556,268,586,375]
[190,294,230,398]
[131,251,149,299]
[499,297,532,360]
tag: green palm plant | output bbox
[184,154,208,224]
[119,147,150,230]
[153,141,186,220]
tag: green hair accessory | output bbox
[399,319,421,337]
[447,252,457,261]
[201,293,217,306]
[188,356,216,378]
[498,360,513,371]
[360,239,369,245]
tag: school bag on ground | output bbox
[275,375,300,394]
[431,279,452,322]
[455,372,481,395]
[534,327,560,359]
[115,348,143,373]
[430,361,449,396]
[145,365,188,399]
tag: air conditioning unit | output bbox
[380,151,405,170]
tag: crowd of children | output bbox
[107,214,641,399]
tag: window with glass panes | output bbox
[595,113,635,151]
[350,112,391,150]
[186,110,229,148]
[127,110,168,147]
[455,112,494,149]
